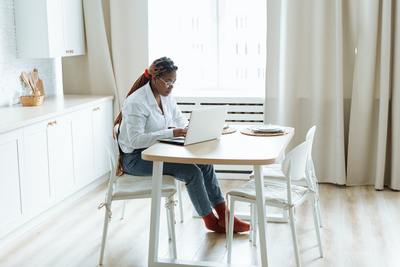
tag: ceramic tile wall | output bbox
[0,0,57,107]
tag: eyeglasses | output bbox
[158,77,176,87]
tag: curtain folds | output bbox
[266,0,400,189]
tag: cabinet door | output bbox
[62,0,85,56]
[14,0,85,58]
[0,130,22,233]
[46,0,65,57]
[47,116,75,200]
[92,101,113,178]
[20,123,51,216]
[71,109,94,187]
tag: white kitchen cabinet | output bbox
[71,109,95,188]
[20,122,51,217]
[92,101,113,179]
[0,96,113,239]
[62,0,85,56]
[47,116,75,201]
[14,0,86,58]
[0,130,23,235]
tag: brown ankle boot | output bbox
[214,202,250,233]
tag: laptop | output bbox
[158,106,228,146]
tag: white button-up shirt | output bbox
[118,83,188,153]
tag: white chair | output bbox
[250,126,322,227]
[226,140,323,267]
[119,181,185,223]
[98,136,179,266]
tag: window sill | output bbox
[172,89,265,99]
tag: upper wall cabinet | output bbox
[15,0,86,58]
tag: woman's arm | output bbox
[123,103,173,149]
[171,98,189,128]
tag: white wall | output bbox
[0,0,57,107]
[110,0,149,99]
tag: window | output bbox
[148,0,266,96]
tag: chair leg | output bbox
[315,183,323,228]
[99,202,112,266]
[312,198,323,258]
[249,204,254,243]
[316,199,322,227]
[252,204,257,247]
[120,200,127,220]
[227,197,235,264]
[176,180,184,223]
[166,196,177,259]
[165,198,173,241]
[289,207,301,267]
[317,202,323,227]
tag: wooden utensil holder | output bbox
[20,95,44,106]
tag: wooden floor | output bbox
[0,180,399,267]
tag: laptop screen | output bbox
[158,106,228,146]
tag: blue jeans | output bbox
[122,149,225,216]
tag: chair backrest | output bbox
[281,139,312,205]
[306,125,316,140]
[305,125,316,154]
[104,125,121,186]
[105,135,119,171]
[305,125,317,179]
[281,139,311,181]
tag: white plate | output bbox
[251,125,284,133]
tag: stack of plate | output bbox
[251,124,285,134]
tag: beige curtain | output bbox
[266,0,400,189]
[62,0,149,115]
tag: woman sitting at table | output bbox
[114,57,249,233]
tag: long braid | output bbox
[113,74,149,136]
[113,57,178,176]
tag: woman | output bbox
[114,57,249,233]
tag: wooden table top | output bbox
[142,126,294,165]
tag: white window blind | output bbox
[148,0,266,96]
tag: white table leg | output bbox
[149,161,164,266]
[254,165,269,267]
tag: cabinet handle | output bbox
[65,49,75,54]
[47,120,58,127]
[93,107,101,112]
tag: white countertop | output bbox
[0,95,113,134]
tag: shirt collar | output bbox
[144,83,159,107]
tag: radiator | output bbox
[176,95,264,180]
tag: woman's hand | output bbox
[173,128,187,137]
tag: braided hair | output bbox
[113,57,178,175]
